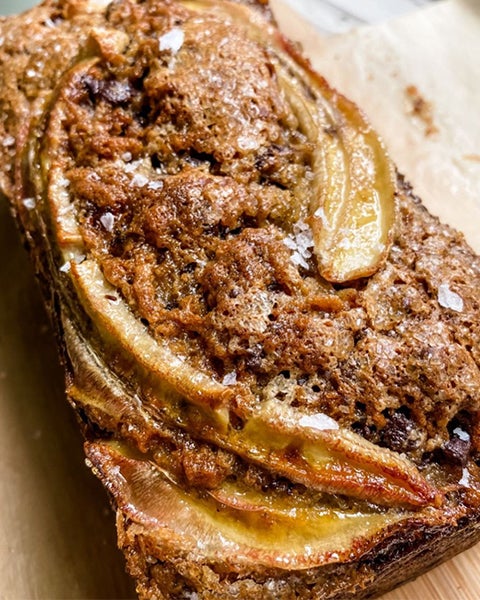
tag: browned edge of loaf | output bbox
[115,496,480,599]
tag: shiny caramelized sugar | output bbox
[13,0,480,586]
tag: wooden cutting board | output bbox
[0,1,479,598]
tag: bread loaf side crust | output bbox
[117,508,480,599]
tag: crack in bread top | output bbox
[52,0,480,463]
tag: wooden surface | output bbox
[0,0,479,599]
[0,200,136,598]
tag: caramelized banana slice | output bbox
[184,0,397,282]
[272,50,396,283]
[87,440,434,570]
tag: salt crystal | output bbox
[22,197,36,210]
[124,159,142,173]
[2,135,15,147]
[73,254,86,264]
[100,211,115,232]
[147,180,163,191]
[295,234,313,255]
[329,552,340,561]
[283,236,297,251]
[60,261,71,273]
[159,28,184,53]
[283,220,314,270]
[459,467,471,487]
[58,175,70,188]
[438,283,464,312]
[290,250,309,270]
[222,371,237,386]
[237,134,259,151]
[131,172,149,187]
[122,151,132,162]
[453,427,470,442]
[293,220,312,235]
[26,69,37,78]
[298,412,339,431]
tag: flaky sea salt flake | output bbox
[222,371,237,386]
[284,221,315,270]
[159,28,184,53]
[124,159,142,173]
[147,180,164,191]
[2,135,15,147]
[283,235,297,251]
[459,468,471,487]
[438,283,464,312]
[73,254,86,264]
[22,197,36,210]
[100,212,115,232]
[291,250,309,270]
[299,413,339,431]
[453,427,470,442]
[131,172,149,187]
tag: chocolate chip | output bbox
[442,436,471,467]
[381,412,419,453]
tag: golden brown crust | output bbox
[1,1,480,599]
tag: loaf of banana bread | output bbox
[1,1,479,598]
